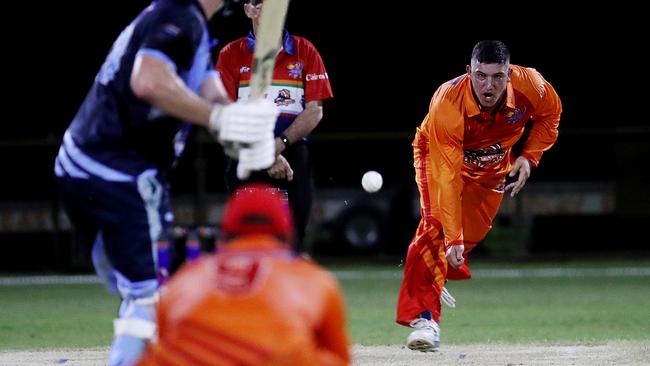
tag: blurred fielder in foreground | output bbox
[136,184,351,365]
[54,0,278,364]
[396,40,562,352]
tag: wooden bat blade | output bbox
[249,0,290,100]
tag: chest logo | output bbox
[505,106,527,124]
[287,62,303,79]
[274,89,296,106]
[464,143,506,168]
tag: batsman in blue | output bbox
[54,0,279,364]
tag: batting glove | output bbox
[209,99,279,144]
[222,141,241,159]
[237,134,276,179]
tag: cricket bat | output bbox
[233,0,289,179]
[249,0,290,99]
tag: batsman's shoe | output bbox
[406,318,440,352]
[108,335,147,366]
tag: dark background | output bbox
[5,1,648,192]
[1,1,648,267]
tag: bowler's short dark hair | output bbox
[471,40,510,65]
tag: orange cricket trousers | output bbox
[396,141,504,325]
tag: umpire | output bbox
[216,0,334,251]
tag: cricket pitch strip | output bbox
[1,341,648,365]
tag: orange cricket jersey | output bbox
[414,65,562,246]
[136,236,350,366]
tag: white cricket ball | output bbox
[361,171,383,193]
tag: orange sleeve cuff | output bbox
[520,152,539,168]
[444,240,465,251]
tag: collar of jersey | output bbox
[246,29,295,55]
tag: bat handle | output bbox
[224,141,251,150]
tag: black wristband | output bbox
[280,134,290,147]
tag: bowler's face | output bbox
[466,61,510,110]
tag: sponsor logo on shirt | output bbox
[505,106,527,124]
[464,143,506,168]
[306,73,328,81]
[287,62,303,79]
[240,66,251,74]
[274,89,296,106]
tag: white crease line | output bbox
[2,267,650,286]
[0,275,100,286]
[332,267,650,280]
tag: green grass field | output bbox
[1,260,649,350]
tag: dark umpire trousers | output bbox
[225,141,312,252]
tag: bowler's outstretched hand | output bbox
[505,156,531,197]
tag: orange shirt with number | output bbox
[137,235,350,366]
